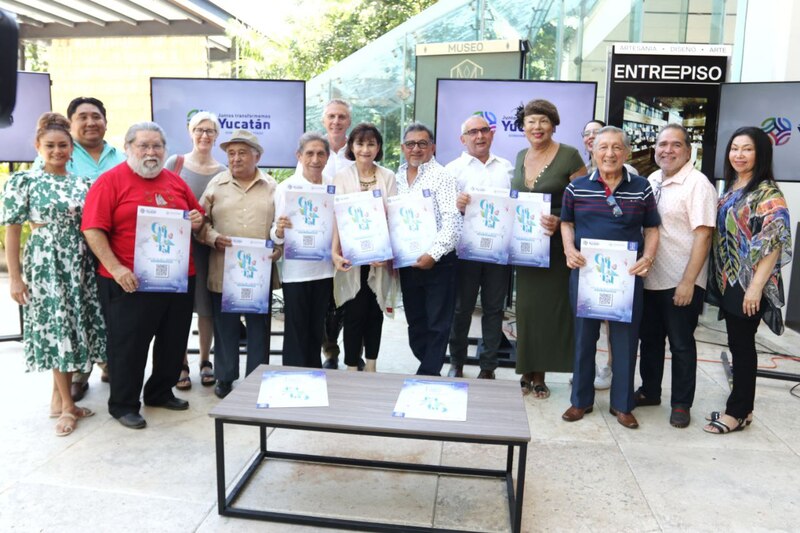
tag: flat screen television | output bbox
[0,72,52,162]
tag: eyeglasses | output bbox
[463,127,491,137]
[582,129,601,138]
[606,194,623,217]
[133,143,165,152]
[193,128,216,137]
[403,140,430,149]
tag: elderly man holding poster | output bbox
[82,122,204,429]
[445,115,513,379]
[199,130,278,399]
[560,126,660,430]
[396,123,462,376]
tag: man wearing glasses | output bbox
[636,124,716,428]
[560,126,660,429]
[445,115,513,379]
[396,123,462,375]
[82,122,205,429]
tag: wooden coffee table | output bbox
[210,364,531,532]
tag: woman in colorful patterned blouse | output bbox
[704,126,792,434]
[1,113,107,437]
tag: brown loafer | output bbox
[477,369,495,379]
[447,365,464,378]
[609,407,639,429]
[561,405,593,422]
[70,382,88,402]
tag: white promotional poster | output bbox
[221,237,273,314]
[284,183,336,261]
[576,239,638,323]
[256,370,329,409]
[133,206,191,293]
[333,190,393,266]
[386,189,437,268]
[509,191,551,268]
[150,77,305,168]
[457,186,513,264]
[392,379,468,421]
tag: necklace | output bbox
[359,174,377,191]
[524,143,556,190]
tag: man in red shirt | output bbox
[82,122,205,430]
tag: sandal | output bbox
[703,415,746,434]
[200,360,215,387]
[176,365,192,391]
[705,411,753,426]
[532,383,551,399]
[520,379,534,396]
[55,412,77,437]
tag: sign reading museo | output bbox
[606,43,730,179]
[150,78,305,168]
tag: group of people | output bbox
[2,95,791,436]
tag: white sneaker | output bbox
[594,365,612,390]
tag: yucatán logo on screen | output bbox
[471,111,497,131]
[761,117,793,146]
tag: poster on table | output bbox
[509,191,551,268]
[221,237,273,314]
[576,239,637,323]
[256,370,329,408]
[606,43,730,179]
[133,206,191,293]
[392,379,468,422]
[283,183,336,260]
[386,189,437,268]
[333,190,392,266]
[457,186,513,264]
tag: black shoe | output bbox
[322,357,339,370]
[146,397,189,411]
[70,382,89,402]
[117,412,147,429]
[477,369,496,379]
[356,358,365,371]
[447,364,464,378]
[670,406,691,428]
[634,388,662,407]
[215,381,232,399]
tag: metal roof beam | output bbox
[18,19,229,38]
[116,0,170,25]
[16,14,43,28]
[153,0,201,24]
[45,0,107,26]
[73,0,139,26]
[163,0,228,29]
[0,0,76,26]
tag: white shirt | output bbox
[645,160,717,290]
[445,151,513,192]
[396,157,462,262]
[294,144,353,185]
[271,171,336,284]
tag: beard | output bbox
[127,154,165,179]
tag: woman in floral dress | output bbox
[2,112,106,437]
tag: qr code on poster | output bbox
[360,240,373,252]
[520,241,532,254]
[598,293,613,307]
[479,237,493,250]
[155,264,169,278]
[240,288,253,301]
[302,235,315,248]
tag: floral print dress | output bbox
[1,169,107,372]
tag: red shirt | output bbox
[82,162,204,279]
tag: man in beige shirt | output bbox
[636,124,717,428]
[199,129,278,398]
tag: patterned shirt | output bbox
[646,160,717,290]
[396,157,462,262]
[445,151,513,193]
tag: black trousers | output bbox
[282,278,332,368]
[322,286,345,358]
[638,286,704,407]
[342,266,384,366]
[99,276,195,418]
[724,313,762,419]
[399,252,457,376]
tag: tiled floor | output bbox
[1,274,799,532]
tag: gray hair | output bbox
[188,111,221,135]
[296,131,330,155]
[657,123,691,146]
[321,99,352,120]
[595,125,630,151]
[460,115,489,135]
[124,122,167,148]
[403,122,434,142]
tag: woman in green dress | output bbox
[512,100,587,397]
[2,113,107,436]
